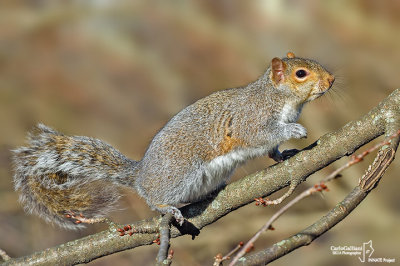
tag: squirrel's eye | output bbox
[295,69,307,78]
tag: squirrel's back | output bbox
[135,85,277,206]
[12,124,137,229]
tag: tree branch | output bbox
[229,129,400,265]
[156,213,173,265]
[4,89,400,265]
[236,133,399,265]
[0,248,11,262]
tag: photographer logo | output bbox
[330,240,395,263]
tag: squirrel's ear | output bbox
[271,57,286,84]
[287,52,295,58]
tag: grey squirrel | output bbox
[12,52,334,229]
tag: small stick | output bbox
[214,242,244,265]
[322,129,399,184]
[156,213,174,265]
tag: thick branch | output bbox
[5,89,400,265]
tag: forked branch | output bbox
[230,130,399,265]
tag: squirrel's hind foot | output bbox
[170,208,185,226]
[155,204,184,226]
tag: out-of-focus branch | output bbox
[4,89,400,265]
[0,248,11,262]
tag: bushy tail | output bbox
[12,124,138,229]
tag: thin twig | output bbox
[156,213,174,265]
[214,242,244,266]
[222,241,244,261]
[322,129,400,184]
[229,130,400,265]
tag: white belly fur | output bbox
[182,145,272,203]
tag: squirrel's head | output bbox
[269,52,335,103]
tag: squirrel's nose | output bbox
[327,75,335,87]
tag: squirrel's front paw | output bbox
[286,123,307,139]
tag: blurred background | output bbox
[0,0,399,265]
